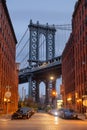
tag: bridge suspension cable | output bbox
[16,38,29,58]
[20,53,29,65]
[16,28,28,48]
[39,23,72,30]
[50,24,72,31]
[55,25,72,31]
[16,27,29,69]
[22,60,29,69]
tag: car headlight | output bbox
[54,112,58,116]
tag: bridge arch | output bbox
[39,82,46,103]
[39,33,46,61]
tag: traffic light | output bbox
[51,89,57,97]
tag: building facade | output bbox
[62,0,87,113]
[0,0,18,114]
[73,0,87,113]
[62,33,75,110]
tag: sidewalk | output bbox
[78,113,87,121]
[0,114,11,120]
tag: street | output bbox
[0,112,87,130]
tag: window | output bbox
[85,0,87,8]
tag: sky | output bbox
[6,0,77,98]
[7,0,77,42]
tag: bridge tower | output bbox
[27,20,56,104]
[28,19,56,66]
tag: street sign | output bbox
[5,91,11,98]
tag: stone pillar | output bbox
[45,81,49,105]
[35,81,40,103]
[51,80,57,108]
[28,76,32,97]
[52,80,56,90]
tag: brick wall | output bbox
[0,0,18,114]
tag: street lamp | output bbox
[50,76,54,80]
[51,89,57,108]
[4,97,10,114]
[52,90,57,97]
[4,86,11,114]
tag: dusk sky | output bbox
[6,0,77,97]
[7,0,77,42]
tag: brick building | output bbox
[62,33,75,110]
[61,0,87,113]
[0,0,18,114]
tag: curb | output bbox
[78,114,87,121]
[0,114,11,120]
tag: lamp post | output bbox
[4,86,11,114]
[50,76,57,108]
[4,98,10,114]
[51,89,57,108]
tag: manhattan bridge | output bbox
[16,20,71,104]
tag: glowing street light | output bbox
[50,76,54,80]
[4,86,11,114]
[52,90,57,97]
[4,97,10,114]
[51,89,57,109]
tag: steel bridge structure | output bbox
[18,20,64,104]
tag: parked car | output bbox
[48,109,59,116]
[58,108,78,119]
[11,107,34,119]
